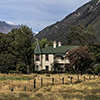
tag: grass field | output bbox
[0,73,100,100]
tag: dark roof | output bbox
[34,43,78,55]
[42,46,53,54]
[44,46,78,55]
[34,43,41,54]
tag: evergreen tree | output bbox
[66,23,96,46]
[9,25,34,74]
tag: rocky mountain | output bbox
[36,0,100,45]
[0,21,20,33]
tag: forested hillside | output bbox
[36,0,100,45]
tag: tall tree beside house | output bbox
[67,46,93,73]
[0,33,17,73]
[0,32,13,54]
[66,23,97,46]
[9,25,34,74]
[33,38,53,49]
[89,43,100,64]
[39,38,49,48]
[0,54,16,73]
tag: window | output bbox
[61,56,64,60]
[36,65,39,70]
[45,54,49,61]
[45,66,49,71]
[36,55,39,61]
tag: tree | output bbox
[0,54,16,73]
[9,25,34,74]
[89,43,100,64]
[33,38,53,49]
[51,60,62,72]
[67,46,93,73]
[39,38,48,48]
[94,63,100,74]
[0,32,17,73]
[66,23,97,46]
[0,32,13,54]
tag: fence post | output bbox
[24,86,26,92]
[52,77,54,85]
[89,75,91,80]
[11,87,13,92]
[83,75,85,81]
[62,77,64,84]
[77,75,79,82]
[98,73,99,78]
[94,74,95,79]
[70,76,72,83]
[34,79,36,89]
[41,77,43,86]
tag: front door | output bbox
[45,66,49,71]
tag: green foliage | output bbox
[66,23,96,46]
[67,46,93,73]
[0,26,53,74]
[0,25,35,74]
[9,25,34,74]
[51,60,62,72]
[0,54,16,73]
[89,43,100,63]
[33,38,53,49]
[8,70,21,74]
[0,32,17,73]
[39,38,48,48]
[16,63,27,74]
[0,33,13,54]
[86,68,94,74]
[94,63,100,74]
[36,69,48,74]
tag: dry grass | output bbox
[0,73,100,100]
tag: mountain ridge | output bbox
[0,21,20,34]
[36,0,100,45]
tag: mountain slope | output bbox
[0,21,20,33]
[36,0,100,45]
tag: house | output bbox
[34,41,78,71]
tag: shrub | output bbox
[8,70,21,74]
[86,68,94,74]
[37,69,48,74]
[94,63,100,74]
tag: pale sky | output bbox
[0,0,90,32]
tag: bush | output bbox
[86,68,94,74]
[16,64,27,74]
[8,70,21,74]
[94,63,100,74]
[37,69,48,74]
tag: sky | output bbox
[0,0,90,33]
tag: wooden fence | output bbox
[33,74,100,89]
[0,74,99,92]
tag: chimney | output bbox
[53,41,56,48]
[58,42,61,47]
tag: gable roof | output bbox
[34,43,41,54]
[42,45,53,54]
[34,43,78,55]
[41,45,78,55]
[50,46,78,55]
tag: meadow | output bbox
[0,73,100,100]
